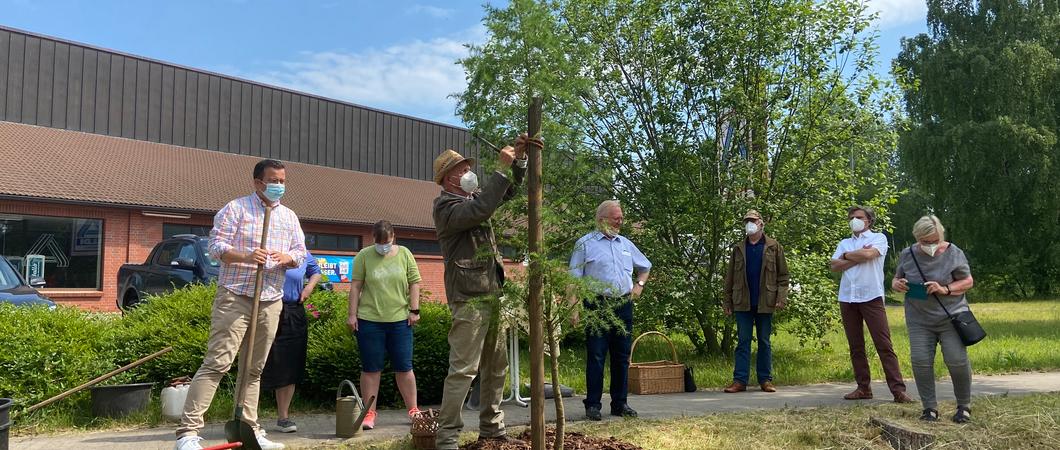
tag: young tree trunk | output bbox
[548,329,565,450]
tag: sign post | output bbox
[25,254,45,285]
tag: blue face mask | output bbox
[375,243,392,255]
[262,183,285,202]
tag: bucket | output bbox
[90,382,154,418]
[161,384,190,422]
[1,397,12,450]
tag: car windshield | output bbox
[198,239,220,267]
[0,258,23,290]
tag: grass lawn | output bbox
[13,300,1060,435]
[534,300,1060,394]
[343,392,1060,449]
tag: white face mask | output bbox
[850,218,866,233]
[745,222,759,236]
[459,171,479,193]
[375,243,392,256]
[921,243,939,257]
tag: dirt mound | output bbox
[460,428,643,450]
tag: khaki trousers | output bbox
[435,300,508,450]
[176,287,282,437]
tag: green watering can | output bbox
[336,380,375,438]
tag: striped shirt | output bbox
[208,193,307,302]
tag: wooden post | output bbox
[527,96,545,450]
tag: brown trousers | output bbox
[839,298,906,394]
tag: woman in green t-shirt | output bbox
[347,220,422,430]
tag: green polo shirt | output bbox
[352,245,421,323]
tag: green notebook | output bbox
[906,282,928,300]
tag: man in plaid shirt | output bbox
[175,159,306,450]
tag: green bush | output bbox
[1,284,453,417]
[0,303,117,410]
[303,292,451,407]
[116,283,217,385]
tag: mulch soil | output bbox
[458,428,643,450]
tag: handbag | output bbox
[909,247,986,346]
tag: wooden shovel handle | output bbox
[234,205,272,408]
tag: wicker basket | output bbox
[628,331,685,395]
[410,408,440,449]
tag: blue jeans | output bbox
[732,312,773,384]
[355,319,414,372]
[583,296,634,411]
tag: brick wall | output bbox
[0,197,524,311]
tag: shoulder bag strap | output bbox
[908,246,953,319]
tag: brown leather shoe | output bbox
[893,392,915,403]
[723,382,747,393]
[760,381,777,392]
[843,388,873,400]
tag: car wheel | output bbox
[123,289,141,310]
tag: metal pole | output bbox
[526,96,545,450]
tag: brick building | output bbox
[0,25,488,310]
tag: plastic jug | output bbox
[161,383,190,422]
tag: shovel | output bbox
[224,204,273,450]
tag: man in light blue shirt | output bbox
[569,200,651,421]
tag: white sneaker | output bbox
[256,429,286,450]
[174,435,204,450]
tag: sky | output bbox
[1,0,929,127]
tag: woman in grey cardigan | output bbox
[891,215,975,423]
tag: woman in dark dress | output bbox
[261,251,321,433]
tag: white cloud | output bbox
[249,27,485,126]
[867,0,927,28]
[405,4,455,19]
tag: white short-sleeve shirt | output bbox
[832,230,888,303]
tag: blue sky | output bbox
[2,0,927,127]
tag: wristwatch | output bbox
[636,280,645,287]
[409,309,421,315]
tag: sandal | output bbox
[953,405,971,424]
[919,408,939,422]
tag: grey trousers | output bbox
[435,301,508,450]
[907,318,973,410]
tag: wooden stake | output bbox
[18,346,173,417]
[527,96,545,450]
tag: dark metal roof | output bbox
[0,25,479,182]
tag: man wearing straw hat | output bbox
[432,135,536,450]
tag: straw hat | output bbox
[432,149,475,185]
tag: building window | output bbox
[397,238,441,255]
[0,214,102,289]
[163,223,212,238]
[306,232,361,252]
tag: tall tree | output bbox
[459,0,898,360]
[894,0,1060,297]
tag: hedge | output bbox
[0,283,451,414]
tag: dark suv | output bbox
[0,256,56,309]
[116,234,220,309]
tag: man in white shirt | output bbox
[829,205,912,403]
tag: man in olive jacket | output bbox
[431,135,536,450]
[722,209,790,393]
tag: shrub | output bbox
[116,283,217,385]
[1,283,453,417]
[0,304,117,410]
